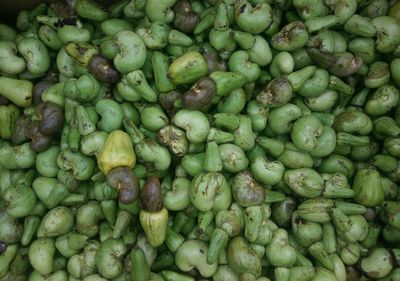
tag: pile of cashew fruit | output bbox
[1,0,400,280]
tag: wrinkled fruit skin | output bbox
[1,1,400,281]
